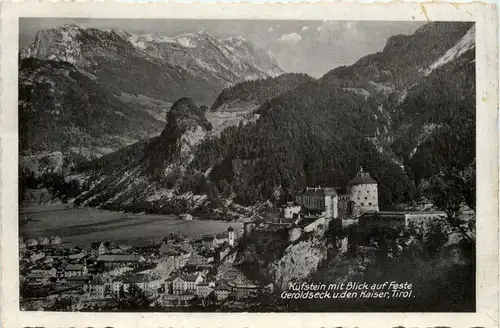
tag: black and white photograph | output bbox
[16,16,478,313]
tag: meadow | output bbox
[20,205,243,246]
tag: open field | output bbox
[20,205,243,246]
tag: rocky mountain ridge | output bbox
[21,24,283,105]
[19,24,284,160]
[24,22,475,220]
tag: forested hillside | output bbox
[54,21,474,216]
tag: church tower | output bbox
[228,226,235,247]
[347,166,379,214]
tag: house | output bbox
[38,237,50,245]
[228,282,259,299]
[96,254,145,269]
[30,266,57,278]
[68,252,86,260]
[112,273,163,296]
[86,242,108,258]
[121,274,161,295]
[29,251,46,263]
[195,282,214,298]
[67,275,92,287]
[25,239,39,247]
[50,236,62,245]
[188,253,213,265]
[214,283,231,301]
[65,264,88,277]
[88,278,106,299]
[161,291,197,307]
[172,274,203,295]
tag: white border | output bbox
[1,2,498,328]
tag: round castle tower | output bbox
[347,167,379,214]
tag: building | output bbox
[346,167,379,214]
[67,275,92,287]
[227,226,235,247]
[188,253,213,266]
[295,187,338,219]
[96,254,146,269]
[25,239,39,247]
[68,252,86,260]
[195,282,214,298]
[30,266,57,278]
[87,242,108,258]
[172,274,203,295]
[65,264,88,277]
[228,282,259,300]
[38,237,50,245]
[120,274,163,296]
[282,202,302,220]
[49,236,62,245]
[359,211,447,231]
[161,291,197,307]
[214,283,231,301]
[29,251,46,262]
[88,279,106,299]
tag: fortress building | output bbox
[346,166,379,214]
[294,187,339,219]
[289,167,379,220]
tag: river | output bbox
[19,204,243,247]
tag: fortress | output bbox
[284,167,446,232]
[292,167,379,220]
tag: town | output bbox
[19,167,446,311]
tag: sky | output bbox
[20,18,425,78]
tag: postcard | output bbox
[0,1,498,327]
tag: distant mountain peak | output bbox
[20,24,283,105]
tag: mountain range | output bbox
[19,22,476,216]
[19,24,283,157]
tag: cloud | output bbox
[268,27,274,33]
[278,32,302,44]
[301,26,309,32]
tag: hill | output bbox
[51,22,475,216]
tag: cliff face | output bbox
[269,238,328,290]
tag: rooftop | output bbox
[65,264,85,271]
[97,254,145,262]
[301,187,338,197]
[348,167,377,185]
